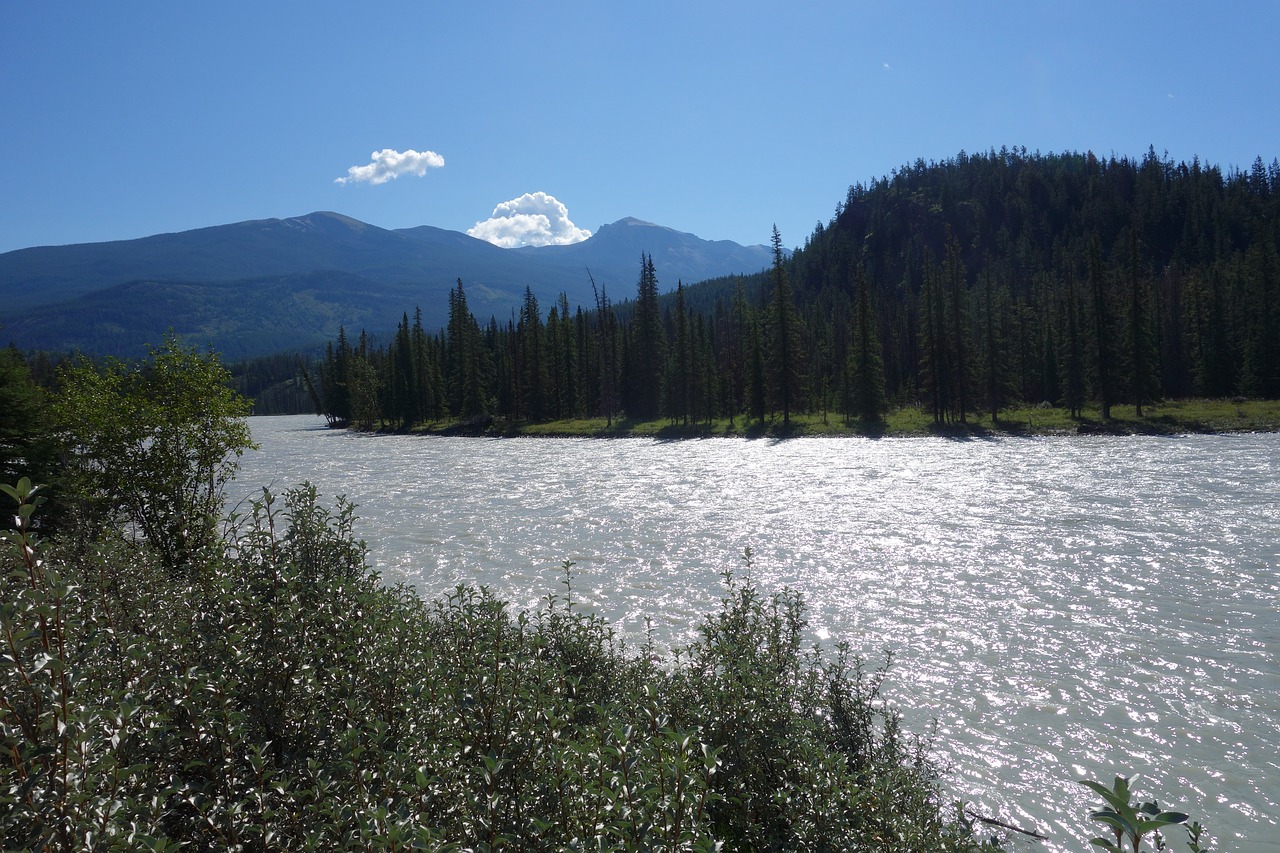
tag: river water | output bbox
[237,415,1279,851]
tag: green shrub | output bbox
[3,480,989,851]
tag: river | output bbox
[237,414,1280,851]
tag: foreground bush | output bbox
[3,479,991,851]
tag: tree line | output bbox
[310,147,1280,429]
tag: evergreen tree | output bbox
[390,312,416,428]
[979,258,1013,423]
[767,226,803,426]
[630,255,665,419]
[726,279,752,424]
[1039,319,1060,406]
[945,229,970,423]
[667,282,692,425]
[590,274,620,426]
[695,313,718,424]
[919,252,950,424]
[518,287,547,421]
[325,327,353,425]
[746,310,767,424]
[1239,239,1280,397]
[1088,236,1116,419]
[1127,228,1160,416]
[446,279,489,418]
[1185,269,1233,396]
[844,265,888,422]
[411,308,439,421]
[1061,277,1086,419]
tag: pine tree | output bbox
[747,310,767,425]
[918,252,950,424]
[590,273,620,426]
[1061,277,1086,419]
[1040,320,1060,406]
[518,287,546,421]
[980,258,1012,423]
[945,229,970,423]
[844,265,888,422]
[667,281,692,425]
[446,279,489,418]
[1127,228,1160,416]
[630,254,665,419]
[768,226,802,426]
[1088,236,1115,419]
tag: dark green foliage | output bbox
[446,280,491,420]
[843,266,888,422]
[667,282,693,425]
[1088,236,1116,419]
[0,349,57,509]
[50,335,255,570]
[1126,229,1161,417]
[768,227,804,426]
[1061,277,1086,418]
[630,255,666,420]
[979,260,1014,423]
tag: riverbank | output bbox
[390,397,1280,439]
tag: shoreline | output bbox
[351,398,1280,440]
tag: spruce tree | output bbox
[631,254,665,419]
[980,259,1012,423]
[1061,277,1086,419]
[844,265,888,422]
[945,229,970,423]
[668,281,692,425]
[768,226,802,427]
[1088,237,1115,419]
[1127,228,1160,416]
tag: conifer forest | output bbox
[307,148,1280,429]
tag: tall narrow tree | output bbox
[768,226,802,426]
[630,254,665,419]
[1127,228,1159,417]
[1088,236,1115,419]
[844,265,888,422]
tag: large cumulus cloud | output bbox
[467,192,591,248]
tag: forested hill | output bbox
[777,147,1280,408]
[306,147,1280,429]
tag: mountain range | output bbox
[0,213,774,360]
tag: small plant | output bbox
[1079,774,1193,853]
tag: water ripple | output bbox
[239,417,1280,852]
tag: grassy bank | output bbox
[396,398,1280,439]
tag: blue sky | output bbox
[3,1,1278,255]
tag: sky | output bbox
[3,1,1279,255]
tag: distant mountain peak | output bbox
[281,211,372,232]
[606,216,662,229]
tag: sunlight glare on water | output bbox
[239,416,1280,852]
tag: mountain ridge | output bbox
[0,212,774,359]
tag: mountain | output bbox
[515,217,780,285]
[0,212,773,359]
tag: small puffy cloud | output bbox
[467,192,592,248]
[335,148,445,185]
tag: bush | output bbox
[3,480,990,851]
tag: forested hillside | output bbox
[309,148,1280,429]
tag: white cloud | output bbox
[467,192,592,248]
[335,148,445,185]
